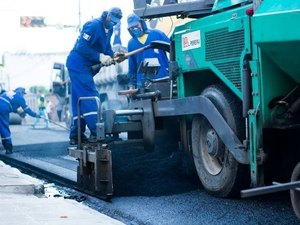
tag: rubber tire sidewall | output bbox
[192,84,244,197]
[290,162,300,220]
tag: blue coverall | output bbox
[66,11,114,140]
[0,91,37,150]
[127,29,170,88]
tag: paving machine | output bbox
[68,0,300,219]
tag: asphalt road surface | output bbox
[0,124,299,225]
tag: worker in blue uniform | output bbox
[0,87,40,154]
[127,13,170,89]
[66,7,123,145]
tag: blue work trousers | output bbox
[0,100,12,147]
[68,69,99,139]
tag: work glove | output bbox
[99,53,114,66]
[35,113,41,118]
[128,84,136,90]
[114,52,126,63]
[19,112,26,118]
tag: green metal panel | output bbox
[249,110,258,186]
[253,0,300,83]
[205,28,245,92]
[248,59,262,186]
[247,0,300,186]
[177,69,185,98]
[173,4,252,99]
[250,0,300,126]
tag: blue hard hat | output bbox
[14,87,26,94]
[127,13,141,29]
[108,7,122,24]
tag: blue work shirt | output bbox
[66,11,114,73]
[127,29,170,88]
[0,91,37,117]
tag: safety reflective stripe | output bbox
[0,96,10,104]
[83,111,97,117]
[72,115,84,121]
[0,97,13,110]
[1,136,12,140]
[72,111,97,120]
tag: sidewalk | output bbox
[0,160,124,225]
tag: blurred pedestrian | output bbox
[0,87,40,154]
[56,96,63,122]
[32,95,49,128]
[46,99,54,121]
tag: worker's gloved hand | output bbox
[128,84,136,90]
[114,52,126,63]
[99,53,114,66]
[19,112,26,118]
[35,113,41,118]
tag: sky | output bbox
[0,0,134,53]
[0,0,134,90]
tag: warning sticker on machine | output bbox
[182,30,201,51]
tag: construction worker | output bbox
[32,95,49,128]
[66,7,124,145]
[0,87,40,154]
[127,13,170,89]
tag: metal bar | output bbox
[68,147,96,162]
[115,109,144,116]
[153,96,249,164]
[40,116,70,130]
[273,181,300,191]
[111,121,142,133]
[129,99,155,152]
[133,1,213,19]
[77,96,101,147]
[241,181,300,198]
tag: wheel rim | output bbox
[291,162,300,220]
[199,118,224,176]
[191,85,246,197]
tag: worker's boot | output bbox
[88,132,97,143]
[82,135,88,143]
[69,138,77,145]
[4,143,13,154]
[69,134,88,145]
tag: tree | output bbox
[29,86,48,94]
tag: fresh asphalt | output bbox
[0,124,298,225]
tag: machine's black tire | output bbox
[290,162,300,220]
[191,84,248,197]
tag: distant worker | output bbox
[56,96,63,122]
[46,99,54,121]
[32,95,49,129]
[127,13,170,89]
[0,87,40,154]
[66,7,124,145]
